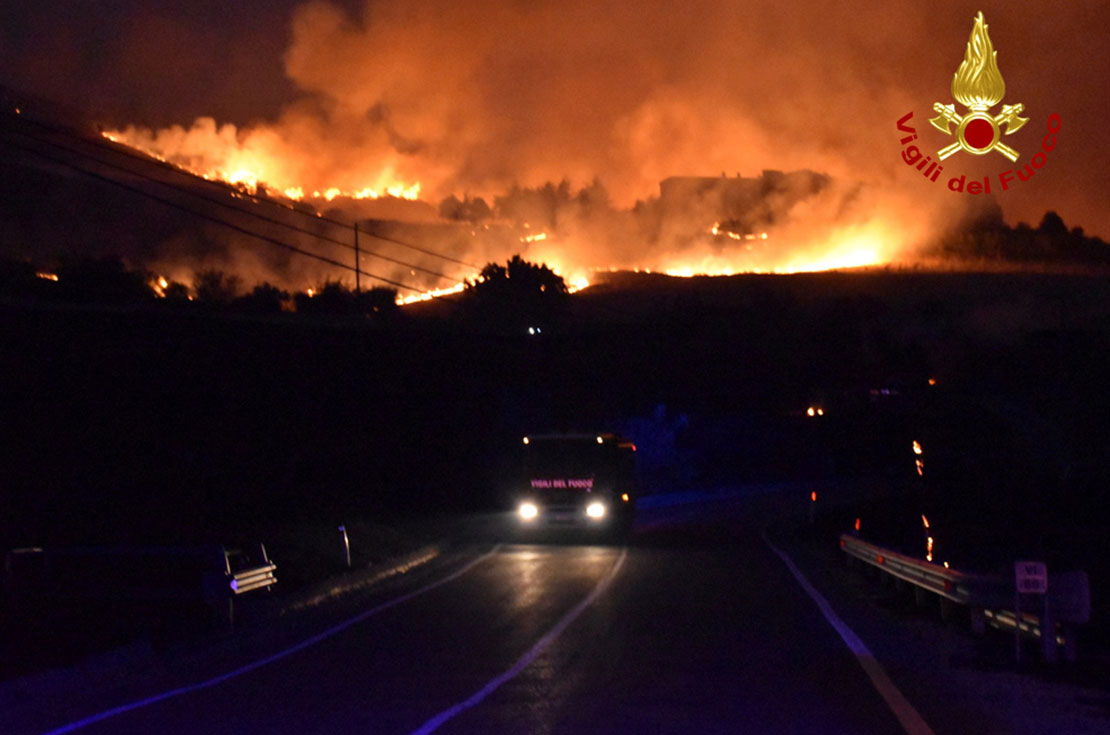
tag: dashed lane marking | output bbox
[410,547,629,735]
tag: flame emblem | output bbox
[929,12,1028,162]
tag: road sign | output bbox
[1015,561,1048,594]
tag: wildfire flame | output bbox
[101,129,421,203]
[397,282,466,305]
[150,275,170,298]
[662,224,885,277]
[396,263,588,307]
[709,223,768,242]
[101,121,897,297]
[951,12,1005,111]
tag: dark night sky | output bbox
[2,1,1108,243]
[0,1,344,125]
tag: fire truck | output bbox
[514,433,638,534]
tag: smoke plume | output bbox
[90,0,1106,288]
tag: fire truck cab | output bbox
[515,433,637,534]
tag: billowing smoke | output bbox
[114,0,931,200]
[92,0,1099,290]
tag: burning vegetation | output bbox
[67,0,970,292]
[2,2,1108,300]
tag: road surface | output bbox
[11,488,1099,734]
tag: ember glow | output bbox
[150,275,169,298]
[97,121,911,294]
[2,0,1106,288]
[71,0,972,296]
[101,127,421,203]
[396,282,466,306]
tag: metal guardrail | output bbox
[839,533,1089,661]
[839,534,1011,607]
[2,543,277,624]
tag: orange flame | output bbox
[101,129,421,203]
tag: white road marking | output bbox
[41,545,502,735]
[763,533,936,735]
[410,547,629,735]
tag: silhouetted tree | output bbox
[163,281,192,302]
[459,196,492,222]
[0,257,40,299]
[439,195,492,222]
[494,180,573,228]
[464,254,568,329]
[294,281,402,318]
[56,256,153,304]
[438,195,462,220]
[193,269,242,304]
[1038,210,1067,237]
[357,286,400,317]
[234,282,289,314]
[576,177,609,212]
[295,280,356,315]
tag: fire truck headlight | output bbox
[519,502,539,521]
[586,502,606,519]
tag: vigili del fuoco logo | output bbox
[896,11,1060,195]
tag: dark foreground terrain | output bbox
[1,269,1108,692]
[3,490,1109,735]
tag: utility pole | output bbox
[353,223,361,293]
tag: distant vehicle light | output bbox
[621,493,630,502]
[596,436,604,444]
[586,502,606,519]
[522,436,530,445]
[519,502,539,520]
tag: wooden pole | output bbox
[354,223,361,293]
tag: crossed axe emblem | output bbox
[929,102,1028,162]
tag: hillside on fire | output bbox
[2,80,1109,570]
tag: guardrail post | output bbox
[339,525,351,568]
[1062,626,1078,663]
[217,546,235,628]
[939,596,957,623]
[1040,602,1058,663]
[970,606,986,634]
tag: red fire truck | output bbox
[514,433,637,534]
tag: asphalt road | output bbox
[6,491,935,735]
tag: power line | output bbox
[0,133,422,293]
[6,118,462,282]
[354,222,481,270]
[13,110,482,271]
